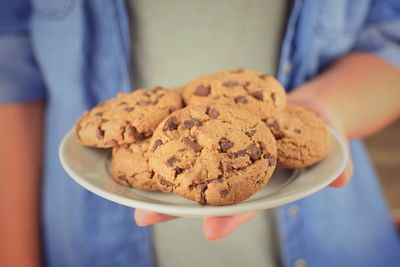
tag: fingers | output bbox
[202,212,256,241]
[134,209,177,227]
[330,156,353,188]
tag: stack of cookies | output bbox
[75,69,329,206]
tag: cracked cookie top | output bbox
[264,104,330,169]
[182,69,286,120]
[75,87,183,148]
[148,104,277,206]
[112,139,158,191]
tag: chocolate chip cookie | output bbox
[148,104,277,206]
[112,139,158,191]
[264,104,330,169]
[75,87,183,148]
[182,69,286,119]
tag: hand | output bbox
[134,94,354,240]
[134,209,256,241]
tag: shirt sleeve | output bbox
[0,0,47,104]
[352,0,400,69]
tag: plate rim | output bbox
[59,127,347,217]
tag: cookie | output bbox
[75,87,183,148]
[148,104,277,206]
[182,69,286,119]
[264,104,330,169]
[112,139,158,191]
[170,87,184,97]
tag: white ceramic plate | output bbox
[59,128,347,218]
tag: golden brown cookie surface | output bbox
[264,105,330,169]
[75,88,183,148]
[148,104,277,206]
[182,69,286,119]
[112,139,158,191]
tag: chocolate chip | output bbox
[266,121,285,140]
[206,107,220,118]
[106,139,118,146]
[243,81,250,90]
[274,132,285,140]
[183,120,194,129]
[294,128,302,134]
[119,175,128,183]
[263,153,277,165]
[271,92,276,103]
[118,101,127,106]
[259,74,270,79]
[183,118,201,129]
[183,137,203,153]
[101,118,109,123]
[234,95,248,104]
[198,184,208,206]
[137,100,152,106]
[234,150,246,157]
[94,111,103,116]
[265,121,274,128]
[251,91,264,101]
[220,189,229,198]
[194,85,210,96]
[245,129,256,137]
[166,156,177,167]
[266,121,278,130]
[96,128,105,140]
[125,107,134,112]
[223,80,239,87]
[230,68,244,73]
[219,137,234,153]
[126,125,144,141]
[175,167,183,176]
[198,197,207,205]
[159,176,175,188]
[225,162,233,172]
[163,116,179,131]
[247,144,261,162]
[151,139,162,152]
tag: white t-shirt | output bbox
[126,1,290,266]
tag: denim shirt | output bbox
[1,1,400,267]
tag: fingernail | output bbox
[134,211,149,227]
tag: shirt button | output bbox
[284,62,292,74]
[287,204,299,218]
[293,258,307,267]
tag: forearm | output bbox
[0,102,44,267]
[290,53,400,138]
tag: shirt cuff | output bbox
[0,34,46,104]
[352,20,400,69]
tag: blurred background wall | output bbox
[366,120,400,231]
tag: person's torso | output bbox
[126,1,288,266]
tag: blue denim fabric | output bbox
[1,0,399,266]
